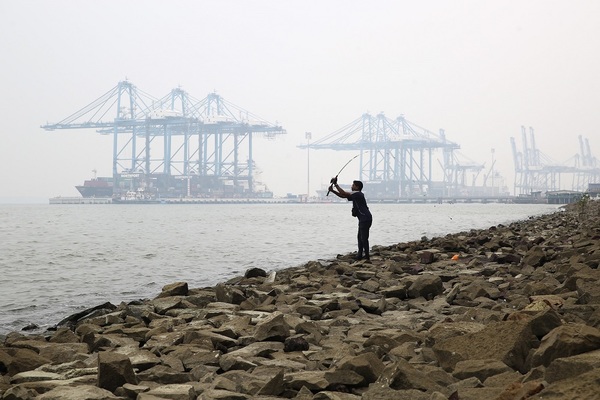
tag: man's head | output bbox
[352,180,363,191]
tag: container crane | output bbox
[42,81,286,199]
[299,113,463,200]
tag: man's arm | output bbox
[331,183,351,199]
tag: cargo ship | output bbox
[75,172,113,198]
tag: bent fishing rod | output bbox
[326,154,360,196]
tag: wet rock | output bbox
[158,281,189,298]
[245,267,267,278]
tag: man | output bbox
[329,179,373,261]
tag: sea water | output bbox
[0,202,560,335]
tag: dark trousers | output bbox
[357,220,372,258]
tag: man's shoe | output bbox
[354,255,363,261]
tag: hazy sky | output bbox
[1,0,599,201]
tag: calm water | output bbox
[0,202,559,335]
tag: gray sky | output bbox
[1,0,599,201]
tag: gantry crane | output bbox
[573,135,600,190]
[442,148,486,196]
[299,113,469,199]
[510,126,599,195]
[42,81,286,199]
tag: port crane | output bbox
[573,135,600,189]
[42,81,286,199]
[511,126,599,195]
[299,113,486,200]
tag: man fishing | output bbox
[329,178,373,261]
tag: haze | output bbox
[1,0,599,203]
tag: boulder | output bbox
[451,359,512,382]
[37,385,120,400]
[531,324,600,367]
[433,320,534,373]
[0,348,50,376]
[338,352,385,384]
[158,282,189,298]
[253,313,290,342]
[97,351,137,392]
[407,274,444,299]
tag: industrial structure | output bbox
[300,113,503,201]
[44,81,597,204]
[511,126,600,196]
[42,81,286,201]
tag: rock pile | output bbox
[2,199,600,399]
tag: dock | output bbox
[49,197,112,205]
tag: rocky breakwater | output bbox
[2,200,600,400]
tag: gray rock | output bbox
[97,351,138,392]
[531,324,600,367]
[253,312,290,342]
[451,359,512,382]
[433,320,534,373]
[37,385,120,400]
[158,282,189,298]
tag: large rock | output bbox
[337,352,385,384]
[407,274,444,299]
[0,348,50,376]
[9,370,63,384]
[37,385,120,399]
[144,384,197,399]
[432,320,534,373]
[48,327,80,343]
[451,359,512,382]
[374,359,444,393]
[256,368,285,396]
[215,283,247,305]
[253,312,290,342]
[135,365,192,384]
[544,349,600,383]
[158,282,189,298]
[531,324,600,367]
[522,246,546,268]
[97,352,137,392]
[529,366,600,399]
[285,370,329,391]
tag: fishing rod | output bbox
[327,154,360,196]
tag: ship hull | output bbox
[75,186,113,198]
[75,176,114,198]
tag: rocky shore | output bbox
[2,199,600,400]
